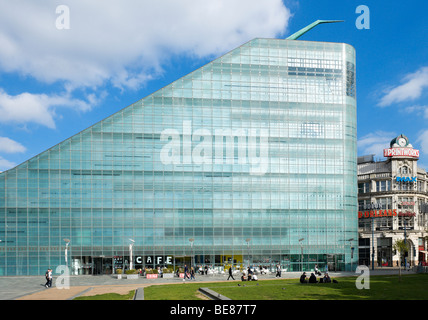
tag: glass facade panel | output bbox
[0,38,357,275]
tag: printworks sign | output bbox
[383,148,419,158]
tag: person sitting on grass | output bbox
[299,272,307,284]
[309,273,318,283]
[323,272,331,283]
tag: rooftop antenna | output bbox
[286,20,344,40]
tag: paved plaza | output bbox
[0,268,414,300]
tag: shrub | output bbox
[116,269,123,274]
[125,269,138,275]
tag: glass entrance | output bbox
[93,257,113,275]
[377,238,392,267]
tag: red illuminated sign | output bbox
[358,209,397,219]
[383,148,419,158]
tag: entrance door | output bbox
[93,258,103,275]
[93,257,113,275]
[327,254,336,271]
[377,237,392,267]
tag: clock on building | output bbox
[398,137,407,147]
[390,134,411,148]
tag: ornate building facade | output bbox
[358,134,428,268]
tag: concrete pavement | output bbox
[0,268,416,300]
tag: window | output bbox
[398,196,415,229]
[358,182,370,194]
[378,197,392,209]
[399,166,411,175]
[376,180,390,192]
[398,215,414,229]
[398,197,414,210]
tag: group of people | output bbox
[197,265,210,275]
[300,271,332,284]
[300,271,331,283]
[226,266,259,281]
[182,264,196,281]
[240,267,259,281]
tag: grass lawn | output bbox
[143,274,428,300]
[74,290,135,300]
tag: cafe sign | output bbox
[135,255,173,265]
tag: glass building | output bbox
[0,37,357,276]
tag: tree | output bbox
[393,239,410,282]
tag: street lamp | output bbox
[245,238,251,268]
[129,239,135,270]
[403,216,412,268]
[299,238,304,272]
[189,238,194,269]
[63,239,70,266]
[346,238,355,272]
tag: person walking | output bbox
[45,269,49,288]
[190,267,195,280]
[45,268,52,288]
[275,264,281,278]
[184,264,190,281]
[227,266,235,280]
[48,268,53,287]
[314,264,321,276]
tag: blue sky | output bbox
[0,0,427,171]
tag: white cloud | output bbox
[0,137,26,154]
[378,66,428,106]
[0,89,101,129]
[358,131,396,158]
[0,89,56,128]
[0,0,291,90]
[0,137,25,171]
[404,105,428,119]
[416,130,428,155]
[0,156,16,172]
[415,130,428,170]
